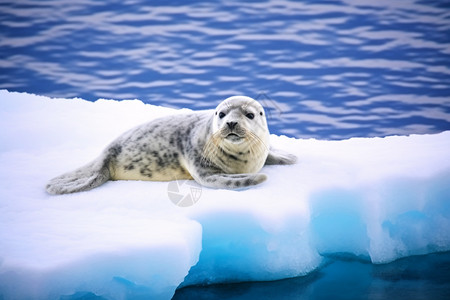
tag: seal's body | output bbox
[46,96,297,194]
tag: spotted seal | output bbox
[46,96,297,194]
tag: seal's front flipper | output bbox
[194,172,267,189]
[265,148,297,165]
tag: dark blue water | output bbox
[173,252,450,300]
[1,0,450,139]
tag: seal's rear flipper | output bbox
[46,158,111,195]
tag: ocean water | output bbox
[1,0,450,139]
[173,252,450,300]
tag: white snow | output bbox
[0,90,449,299]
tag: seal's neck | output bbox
[202,130,269,174]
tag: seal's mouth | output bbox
[225,133,243,142]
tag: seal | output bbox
[46,96,297,194]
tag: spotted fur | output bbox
[46,96,297,194]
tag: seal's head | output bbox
[204,96,270,173]
[212,96,269,143]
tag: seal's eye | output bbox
[246,113,255,120]
[219,112,226,119]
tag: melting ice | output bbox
[0,90,449,299]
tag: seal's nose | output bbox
[227,122,238,130]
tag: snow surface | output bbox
[0,90,449,299]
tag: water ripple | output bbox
[1,0,449,139]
